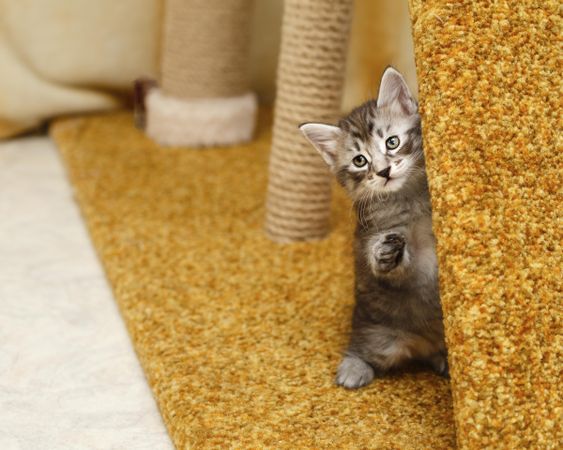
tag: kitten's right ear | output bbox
[299,123,341,169]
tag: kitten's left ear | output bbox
[377,66,417,115]
[299,123,341,169]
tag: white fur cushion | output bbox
[146,89,257,147]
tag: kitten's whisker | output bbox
[358,191,369,228]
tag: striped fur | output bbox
[300,67,446,389]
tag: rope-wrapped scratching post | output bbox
[146,0,257,147]
[265,0,353,242]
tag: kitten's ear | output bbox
[377,66,417,115]
[299,123,341,169]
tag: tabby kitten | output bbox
[299,67,447,389]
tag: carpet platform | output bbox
[52,112,455,449]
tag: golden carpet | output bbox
[52,112,455,449]
[409,1,561,448]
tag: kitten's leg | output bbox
[335,353,375,389]
[369,232,409,274]
[337,324,418,388]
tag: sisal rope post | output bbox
[265,0,354,242]
[145,0,257,147]
[160,0,252,99]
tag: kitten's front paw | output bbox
[374,233,406,272]
[335,355,375,389]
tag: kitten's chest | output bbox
[407,214,439,283]
[363,196,430,233]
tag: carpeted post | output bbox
[146,0,257,147]
[265,0,354,243]
[409,0,560,448]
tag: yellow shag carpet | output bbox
[52,112,455,449]
[409,0,561,448]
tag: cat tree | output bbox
[131,1,557,448]
[267,0,558,448]
[145,0,257,147]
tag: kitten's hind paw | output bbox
[336,355,375,389]
[429,353,449,378]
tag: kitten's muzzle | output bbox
[376,167,391,179]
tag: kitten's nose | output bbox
[376,166,391,179]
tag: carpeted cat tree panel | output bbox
[408,0,560,448]
[146,0,257,147]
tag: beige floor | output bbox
[0,136,172,450]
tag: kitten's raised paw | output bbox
[374,233,406,272]
[335,355,375,389]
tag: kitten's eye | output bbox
[352,155,368,167]
[386,136,400,150]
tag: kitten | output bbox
[299,67,447,389]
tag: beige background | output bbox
[0,0,416,137]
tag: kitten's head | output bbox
[300,67,424,201]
